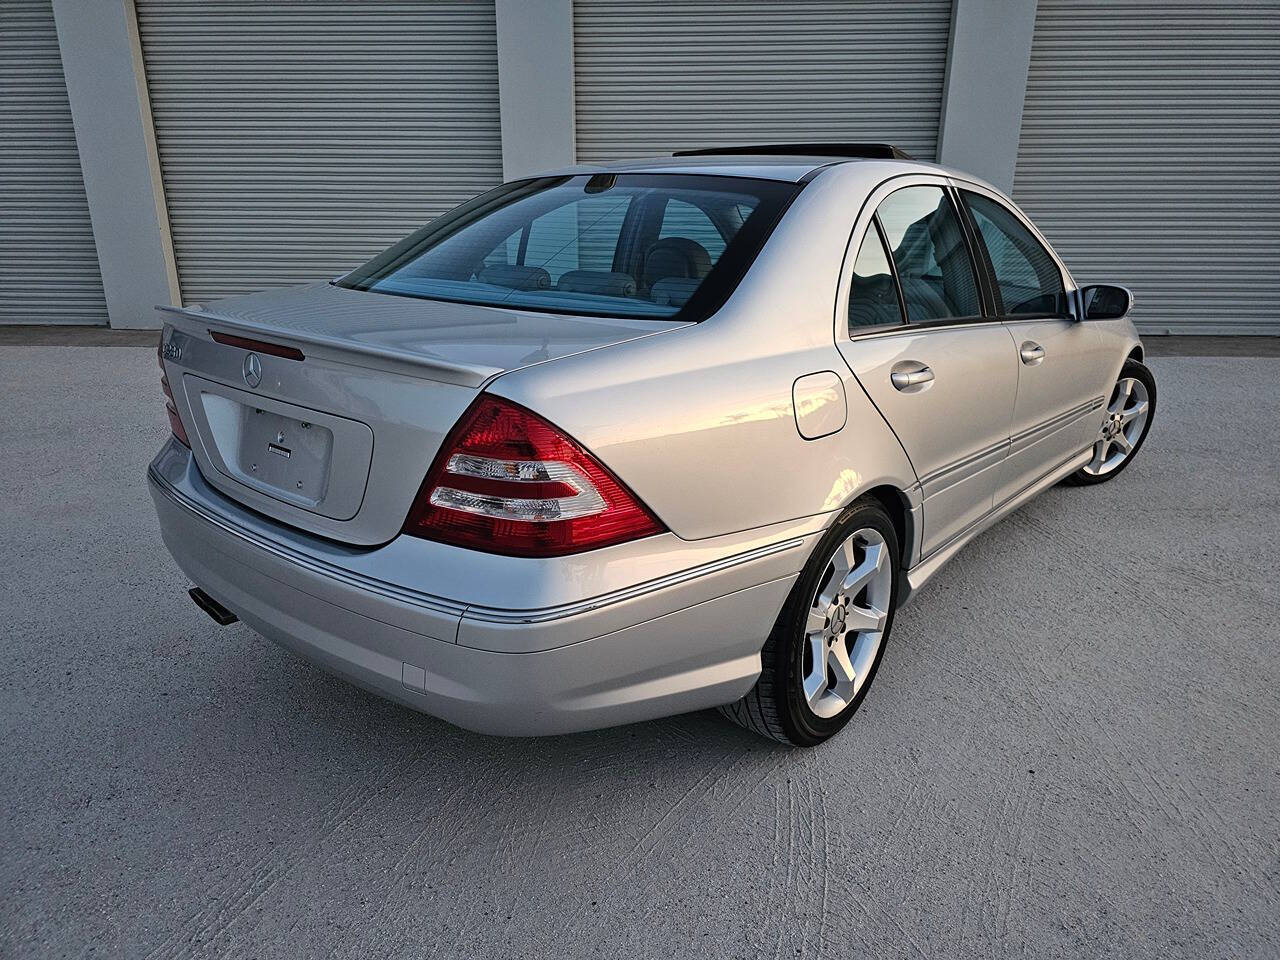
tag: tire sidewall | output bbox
[774,500,900,746]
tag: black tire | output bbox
[1063,358,1157,486]
[718,497,900,747]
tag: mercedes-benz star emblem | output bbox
[243,352,263,388]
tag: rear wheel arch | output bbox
[720,494,901,745]
[1127,344,1144,364]
[857,484,914,569]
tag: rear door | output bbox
[836,180,1019,557]
[955,185,1112,504]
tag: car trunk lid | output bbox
[159,282,685,545]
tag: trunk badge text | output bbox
[243,352,263,388]
[161,338,181,361]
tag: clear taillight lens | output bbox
[402,395,664,557]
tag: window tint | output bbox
[658,199,727,260]
[339,175,796,321]
[482,229,522,270]
[848,222,904,330]
[876,186,982,324]
[521,193,630,283]
[963,192,1069,316]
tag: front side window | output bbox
[875,185,982,324]
[963,192,1069,317]
[848,221,905,330]
[339,174,798,321]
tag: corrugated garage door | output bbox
[135,1,503,305]
[0,0,107,324]
[1015,0,1280,335]
[573,0,954,163]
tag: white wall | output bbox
[52,0,177,329]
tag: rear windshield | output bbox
[337,174,800,321]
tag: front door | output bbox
[837,183,1019,556]
[956,188,1113,503]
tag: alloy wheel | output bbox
[801,527,893,719]
[1084,377,1151,477]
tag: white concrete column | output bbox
[495,0,577,180]
[52,0,178,328]
[937,0,1039,194]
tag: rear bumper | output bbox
[147,439,806,735]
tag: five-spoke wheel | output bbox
[1084,375,1150,476]
[719,498,900,746]
[1066,358,1156,486]
[802,528,892,719]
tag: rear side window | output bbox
[848,222,905,330]
[875,186,982,324]
[963,192,1070,317]
[338,174,799,322]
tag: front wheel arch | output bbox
[1064,358,1156,486]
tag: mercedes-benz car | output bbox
[149,143,1155,746]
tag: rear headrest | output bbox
[476,264,551,291]
[643,237,712,289]
[557,270,637,298]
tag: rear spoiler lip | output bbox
[155,303,503,388]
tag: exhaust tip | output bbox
[188,587,238,626]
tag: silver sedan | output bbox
[149,144,1155,746]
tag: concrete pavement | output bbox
[1,347,1277,958]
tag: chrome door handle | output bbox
[890,366,934,390]
[1020,341,1045,365]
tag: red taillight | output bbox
[403,395,665,557]
[158,333,190,447]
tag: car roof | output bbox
[538,153,960,185]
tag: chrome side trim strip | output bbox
[916,398,1104,500]
[1011,396,1105,448]
[149,464,469,618]
[461,538,808,624]
[150,463,806,626]
[917,437,1011,497]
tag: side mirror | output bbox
[1081,284,1133,321]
